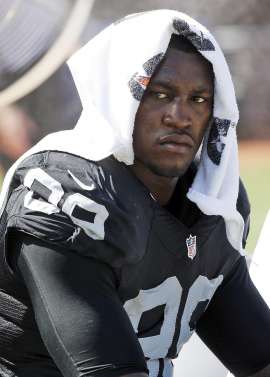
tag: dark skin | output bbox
[127,48,270,377]
[131,47,214,206]
[123,48,214,377]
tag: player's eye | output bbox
[192,96,206,103]
[145,88,171,102]
[155,92,169,100]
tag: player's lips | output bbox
[158,133,194,153]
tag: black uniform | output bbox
[0,151,269,377]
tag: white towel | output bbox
[0,10,244,254]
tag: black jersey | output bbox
[0,151,269,377]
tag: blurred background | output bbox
[0,0,269,252]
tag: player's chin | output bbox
[151,146,196,177]
[149,158,192,178]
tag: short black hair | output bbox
[168,33,198,53]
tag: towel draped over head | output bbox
[0,9,245,253]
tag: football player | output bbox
[0,10,269,377]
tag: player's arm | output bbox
[13,231,148,377]
[196,257,270,377]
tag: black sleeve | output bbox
[7,153,151,268]
[196,257,270,377]
[15,232,148,377]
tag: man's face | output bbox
[133,48,214,178]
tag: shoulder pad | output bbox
[8,152,153,267]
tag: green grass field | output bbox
[239,142,270,253]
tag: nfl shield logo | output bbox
[186,234,197,260]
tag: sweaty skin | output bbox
[131,47,214,206]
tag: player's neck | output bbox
[129,162,178,206]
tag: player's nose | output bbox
[162,99,192,129]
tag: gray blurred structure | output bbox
[0,0,71,90]
[6,0,270,148]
